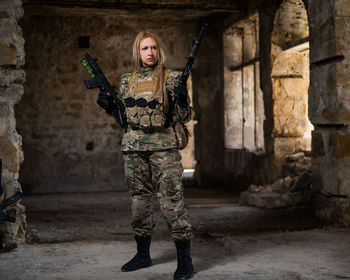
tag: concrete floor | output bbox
[1,189,350,280]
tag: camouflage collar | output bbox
[140,66,155,73]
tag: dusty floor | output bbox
[1,188,350,280]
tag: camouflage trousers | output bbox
[123,149,192,240]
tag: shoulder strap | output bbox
[128,72,137,91]
[164,69,172,82]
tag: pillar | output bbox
[0,0,26,250]
[309,0,350,225]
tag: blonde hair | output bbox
[132,30,169,110]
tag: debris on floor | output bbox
[240,151,313,208]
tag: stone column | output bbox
[271,50,311,155]
[0,0,26,249]
[309,0,350,225]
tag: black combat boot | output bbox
[121,235,152,272]
[174,239,194,280]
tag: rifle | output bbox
[0,159,24,251]
[80,54,127,128]
[176,23,208,94]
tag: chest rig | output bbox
[124,69,172,132]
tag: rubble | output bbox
[240,151,313,208]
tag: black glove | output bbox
[175,84,189,108]
[97,90,116,114]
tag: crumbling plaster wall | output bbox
[0,0,26,248]
[16,10,226,193]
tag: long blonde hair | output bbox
[132,31,169,109]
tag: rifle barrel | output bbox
[179,22,207,86]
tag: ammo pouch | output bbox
[173,122,190,150]
[125,97,167,131]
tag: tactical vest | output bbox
[124,69,172,132]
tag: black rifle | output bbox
[80,54,127,128]
[0,159,24,250]
[176,23,208,97]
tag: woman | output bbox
[98,30,194,280]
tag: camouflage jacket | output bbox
[119,67,193,152]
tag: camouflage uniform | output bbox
[119,67,193,240]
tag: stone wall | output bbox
[224,0,310,190]
[16,9,226,192]
[2,0,349,230]
[223,0,311,191]
[308,0,350,225]
[0,0,26,249]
